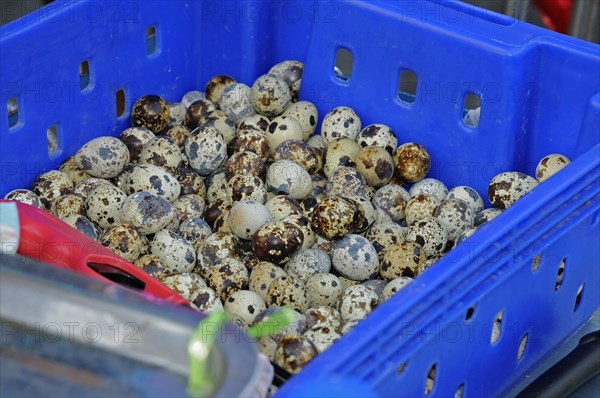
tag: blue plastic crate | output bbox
[1,1,599,396]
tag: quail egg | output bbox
[60,214,101,241]
[199,110,236,144]
[404,194,439,226]
[204,198,232,230]
[238,114,270,133]
[325,166,367,198]
[409,178,449,203]
[251,74,291,118]
[176,166,206,197]
[284,248,331,283]
[311,196,361,240]
[337,285,378,323]
[228,200,272,240]
[536,153,570,182]
[168,102,186,126]
[365,221,407,259]
[131,95,170,133]
[304,326,341,353]
[447,186,484,214]
[173,194,206,222]
[268,60,303,100]
[380,241,426,280]
[331,234,379,281]
[281,101,318,140]
[138,136,182,172]
[274,334,318,374]
[227,173,268,203]
[119,127,157,163]
[189,286,224,312]
[73,177,111,199]
[120,191,176,235]
[310,173,327,199]
[74,137,130,180]
[264,116,304,155]
[305,273,343,308]
[361,279,388,303]
[205,169,228,203]
[249,261,287,301]
[299,196,320,219]
[267,276,308,312]
[220,83,256,124]
[150,230,196,273]
[282,214,316,249]
[224,290,267,327]
[274,140,322,175]
[434,198,474,241]
[185,126,227,176]
[224,151,266,181]
[265,195,303,221]
[205,74,236,106]
[126,164,181,202]
[356,124,398,155]
[266,160,312,200]
[340,320,361,335]
[98,223,148,262]
[161,272,207,301]
[406,217,448,257]
[31,170,73,209]
[59,156,92,184]
[181,90,207,109]
[372,184,411,223]
[177,217,212,251]
[184,99,217,130]
[355,146,395,187]
[323,138,360,178]
[382,277,413,301]
[488,171,539,210]
[85,184,127,229]
[321,106,361,145]
[393,142,431,183]
[134,254,169,279]
[228,128,270,161]
[4,189,43,208]
[252,221,304,264]
[454,226,478,247]
[473,208,502,227]
[304,306,342,331]
[196,232,244,275]
[205,258,249,301]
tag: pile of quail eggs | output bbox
[4,59,571,375]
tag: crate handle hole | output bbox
[517,332,528,362]
[574,283,584,312]
[396,361,408,377]
[398,70,417,104]
[490,310,504,344]
[555,258,566,291]
[531,253,541,272]
[455,383,465,398]
[79,60,91,91]
[465,305,475,321]
[463,92,481,128]
[146,26,158,56]
[7,97,19,129]
[334,48,352,81]
[47,125,60,157]
[424,363,437,395]
[116,89,126,118]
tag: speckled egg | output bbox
[393,142,431,183]
[138,136,181,173]
[284,248,331,283]
[85,184,126,229]
[325,166,367,198]
[254,308,304,360]
[266,160,312,200]
[404,194,439,226]
[199,110,236,144]
[119,127,156,162]
[161,272,207,301]
[251,74,291,118]
[409,178,449,203]
[238,114,270,133]
[375,206,392,223]
[281,101,318,140]
[454,226,478,247]
[60,214,101,241]
[323,138,360,178]
[406,217,448,257]
[299,196,320,219]
[4,189,42,208]
[474,208,502,227]
[361,279,388,303]
[172,194,204,222]
[185,126,227,176]
[282,214,316,249]
[266,195,305,221]
[205,74,236,106]
[312,235,333,254]
[305,273,342,308]
[31,170,73,209]
[304,326,341,353]
[264,116,304,155]
[337,285,378,323]
[163,125,191,149]
[150,230,196,273]
[126,164,180,202]
[205,169,228,203]
[372,184,411,223]
[365,221,407,259]
[228,200,272,240]
[224,151,266,181]
[447,186,484,214]
[134,254,170,280]
[382,277,413,301]
[356,124,398,155]
[220,83,256,125]
[98,223,147,262]
[536,153,570,182]
[205,258,249,301]
[120,191,176,235]
[304,306,342,331]
[311,196,360,240]
[227,174,268,203]
[380,241,426,280]
[196,232,244,275]
[321,106,361,145]
[340,320,360,335]
[252,221,304,264]
[74,178,111,199]
[224,290,267,327]
[175,166,206,197]
[310,174,327,199]
[417,257,440,275]
[131,95,170,133]
[267,276,308,312]
[274,335,318,374]
[181,90,207,109]
[249,261,287,301]
[488,171,539,210]
[268,60,303,100]
[204,198,232,230]
[355,146,395,187]
[59,157,92,185]
[331,234,379,281]
[189,286,224,313]
[274,140,321,175]
[228,128,270,161]
[51,194,86,218]
[177,217,212,251]
[184,99,217,130]
[168,102,186,126]
[434,198,474,241]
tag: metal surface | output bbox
[0,254,260,397]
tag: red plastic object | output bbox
[2,199,189,306]
[534,0,573,34]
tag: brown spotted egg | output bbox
[304,306,342,331]
[120,191,176,235]
[325,166,367,198]
[409,178,448,203]
[355,146,394,187]
[162,273,207,301]
[99,223,148,262]
[406,217,448,257]
[31,170,73,210]
[173,194,206,222]
[331,234,379,281]
[404,194,439,226]
[281,101,318,140]
[372,184,411,223]
[205,258,249,301]
[311,196,362,240]
[227,174,268,203]
[365,221,407,259]
[393,142,431,183]
[228,200,272,240]
[274,140,322,174]
[267,276,308,312]
[249,261,287,301]
[299,196,320,219]
[274,335,318,374]
[177,217,212,251]
[120,127,157,163]
[75,136,130,179]
[265,195,303,221]
[220,83,256,125]
[361,279,388,303]
[344,195,378,233]
[264,116,304,155]
[310,174,327,199]
[224,151,266,181]
[304,326,341,353]
[224,290,267,327]
[282,214,316,249]
[204,198,232,230]
[268,60,304,100]
[60,214,101,241]
[196,231,244,274]
[205,75,236,105]
[321,106,362,145]
[252,221,304,264]
[138,136,181,173]
[447,186,484,214]
[536,153,570,182]
[488,171,539,210]
[305,273,342,308]
[74,178,114,200]
[50,194,86,218]
[134,254,170,280]
[380,241,426,280]
[284,248,331,283]
[228,129,270,161]
[238,114,270,133]
[356,124,398,155]
[266,160,312,200]
[175,166,206,197]
[150,230,196,273]
[252,74,291,118]
[126,164,181,202]
[323,138,360,178]
[199,110,236,144]
[131,95,170,133]
[163,125,191,148]
[337,285,378,323]
[474,208,502,227]
[59,157,92,184]
[168,102,186,126]
[184,99,217,130]
[189,286,224,313]
[434,198,474,241]
[85,184,127,229]
[205,169,228,203]
[382,277,413,301]
[4,189,42,208]
[185,126,227,176]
